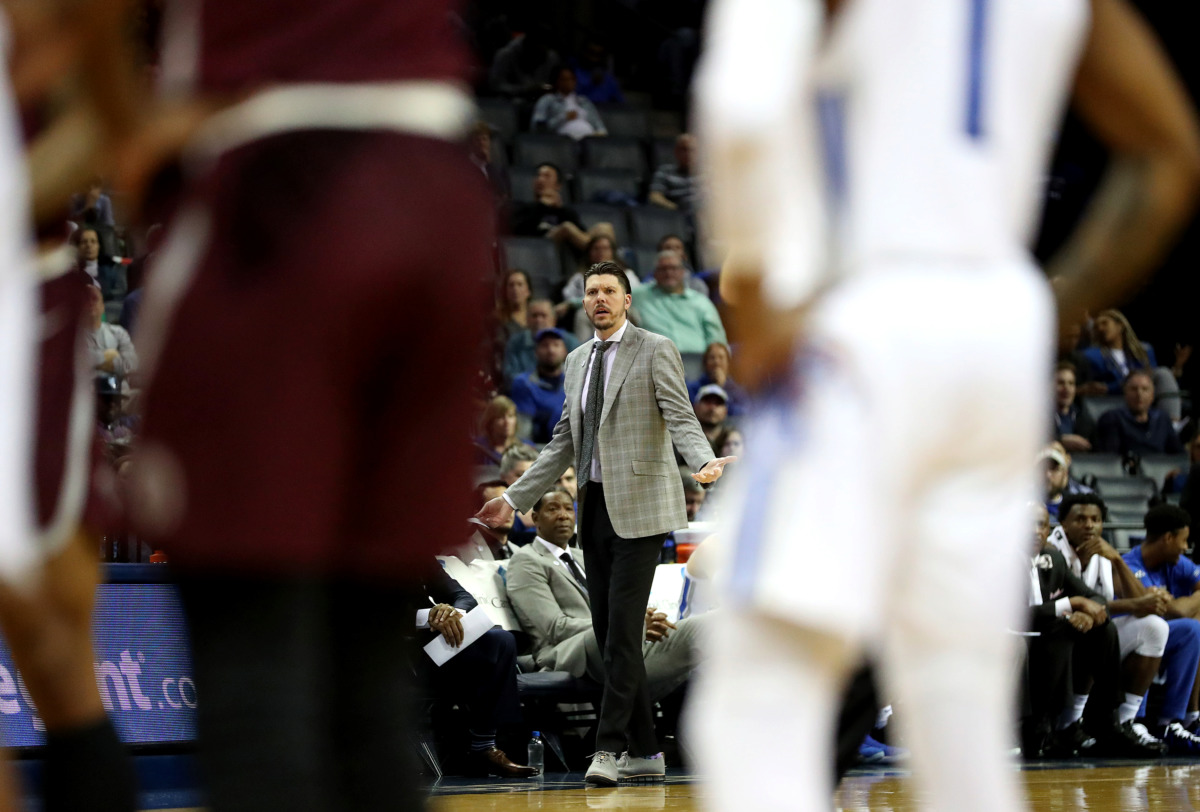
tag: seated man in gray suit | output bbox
[506,489,706,700]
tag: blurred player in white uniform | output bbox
[691,1,1200,810]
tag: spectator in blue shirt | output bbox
[511,328,568,444]
[1096,370,1183,457]
[1123,505,1200,741]
[572,41,624,104]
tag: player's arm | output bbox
[1048,0,1200,330]
[1165,581,1200,620]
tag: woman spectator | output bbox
[713,426,744,459]
[473,396,532,465]
[1083,309,1183,420]
[688,342,749,417]
[530,66,606,140]
[495,269,533,343]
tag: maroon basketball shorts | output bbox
[133,131,494,578]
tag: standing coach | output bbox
[478,260,734,786]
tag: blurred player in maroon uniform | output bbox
[1,2,138,810]
[121,1,494,809]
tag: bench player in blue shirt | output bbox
[1123,505,1200,749]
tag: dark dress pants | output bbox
[580,483,667,756]
[424,628,521,734]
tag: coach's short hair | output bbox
[583,261,632,297]
[1059,492,1108,522]
[1145,504,1192,542]
[499,444,539,476]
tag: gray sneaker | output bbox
[585,751,619,787]
[617,751,666,783]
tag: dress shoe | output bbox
[585,751,619,787]
[617,752,665,783]
[467,747,539,778]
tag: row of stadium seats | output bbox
[1070,453,1188,535]
[493,133,678,181]
[479,97,683,142]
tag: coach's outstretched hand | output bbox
[476,496,515,529]
[692,456,737,485]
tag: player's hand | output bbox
[1080,537,1120,561]
[428,604,465,647]
[1067,611,1094,633]
[1130,592,1171,617]
[644,608,676,643]
[692,457,736,484]
[476,496,515,530]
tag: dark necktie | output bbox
[577,340,613,489]
[560,551,588,592]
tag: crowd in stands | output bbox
[1027,305,1200,759]
[54,13,1200,775]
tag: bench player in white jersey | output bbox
[690,0,1200,810]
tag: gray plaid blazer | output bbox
[505,324,715,538]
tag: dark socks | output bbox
[43,717,137,812]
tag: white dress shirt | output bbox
[580,320,629,483]
[536,535,577,571]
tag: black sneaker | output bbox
[1092,721,1167,758]
[1046,722,1095,758]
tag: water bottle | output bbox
[527,731,545,776]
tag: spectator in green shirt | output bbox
[634,250,727,355]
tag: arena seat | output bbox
[1092,476,1157,501]
[517,671,602,770]
[477,97,521,141]
[581,137,648,178]
[1137,454,1189,492]
[1080,395,1125,424]
[1070,453,1125,481]
[575,169,641,204]
[596,106,650,139]
[630,207,692,249]
[574,204,632,247]
[513,133,579,174]
[502,237,564,300]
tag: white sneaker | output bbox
[1131,722,1164,748]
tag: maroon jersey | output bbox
[161,0,472,94]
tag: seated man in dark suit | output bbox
[506,490,705,697]
[1095,370,1183,456]
[1023,505,1165,758]
[417,563,537,778]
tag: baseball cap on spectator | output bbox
[1039,447,1068,468]
[534,328,569,344]
[693,384,729,404]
